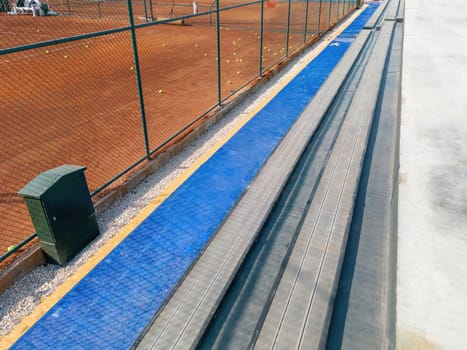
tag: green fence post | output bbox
[143,0,148,22]
[317,0,323,34]
[259,0,264,75]
[215,0,222,104]
[285,0,291,56]
[149,0,154,21]
[127,0,151,159]
[303,0,310,43]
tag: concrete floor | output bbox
[397,0,467,348]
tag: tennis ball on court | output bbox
[239,58,243,62]
[289,36,293,39]
[158,89,164,93]
[226,59,230,63]
[264,46,267,50]
[130,66,134,70]
[45,50,49,54]
[195,43,199,47]
[85,44,89,48]
[64,55,69,59]
[274,52,277,56]
[289,46,292,49]
[254,32,258,36]
[7,245,16,252]
[236,71,240,75]
[204,53,208,57]
[227,80,232,84]
[233,40,236,45]
[36,29,40,32]
[233,52,237,56]
[238,37,241,41]
[162,43,166,47]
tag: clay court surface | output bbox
[0,0,350,258]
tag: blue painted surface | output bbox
[11,4,378,349]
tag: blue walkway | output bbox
[11,5,378,349]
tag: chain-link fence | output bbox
[0,0,357,262]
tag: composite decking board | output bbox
[254,21,395,350]
[325,20,402,350]
[199,29,376,350]
[396,0,404,21]
[384,0,400,20]
[135,31,372,350]
[363,0,387,29]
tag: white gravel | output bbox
[0,32,337,337]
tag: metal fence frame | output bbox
[0,0,357,262]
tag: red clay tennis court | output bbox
[0,0,353,264]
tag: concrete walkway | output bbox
[397,0,467,348]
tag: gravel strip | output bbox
[0,32,337,338]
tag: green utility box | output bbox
[18,165,100,266]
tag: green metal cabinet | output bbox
[18,165,100,266]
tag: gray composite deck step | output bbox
[384,0,401,21]
[326,19,403,350]
[133,31,371,350]
[396,0,405,22]
[363,0,389,29]
[254,21,395,350]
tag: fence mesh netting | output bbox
[0,0,356,258]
